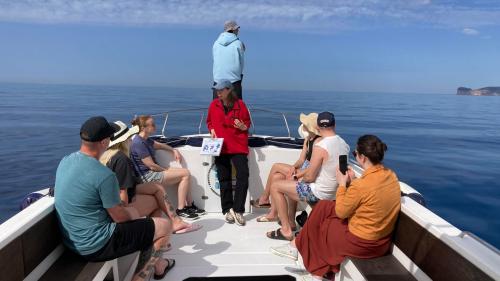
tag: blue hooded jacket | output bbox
[213,32,245,83]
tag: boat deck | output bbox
[162,211,304,280]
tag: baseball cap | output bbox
[317,112,335,127]
[80,116,118,142]
[212,80,234,91]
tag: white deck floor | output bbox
[161,211,305,280]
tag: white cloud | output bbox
[462,28,480,36]
[0,0,499,33]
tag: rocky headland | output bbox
[457,87,500,96]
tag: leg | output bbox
[231,154,249,213]
[215,155,233,214]
[287,199,298,229]
[258,172,284,220]
[269,179,301,238]
[161,167,191,209]
[232,80,242,99]
[261,163,292,204]
[129,194,159,217]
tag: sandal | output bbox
[250,199,271,209]
[256,215,279,222]
[278,220,298,231]
[266,228,294,241]
[153,258,175,280]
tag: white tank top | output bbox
[310,135,350,200]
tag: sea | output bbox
[1,82,499,249]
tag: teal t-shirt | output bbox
[54,151,120,255]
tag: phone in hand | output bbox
[339,155,348,175]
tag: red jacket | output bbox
[207,99,251,155]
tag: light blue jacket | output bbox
[213,32,245,83]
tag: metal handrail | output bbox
[138,107,293,138]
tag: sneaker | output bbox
[270,243,298,261]
[176,208,199,220]
[187,202,207,216]
[230,208,245,226]
[225,211,235,224]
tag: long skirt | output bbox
[295,200,392,279]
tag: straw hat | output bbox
[109,121,139,147]
[298,113,320,138]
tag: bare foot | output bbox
[172,218,190,232]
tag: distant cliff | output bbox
[457,87,500,96]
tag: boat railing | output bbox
[139,107,293,138]
[460,231,500,255]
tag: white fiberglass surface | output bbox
[161,211,306,280]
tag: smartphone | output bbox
[339,155,348,175]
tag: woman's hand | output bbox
[233,119,247,131]
[210,129,217,138]
[336,165,351,187]
[172,149,182,163]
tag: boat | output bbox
[0,108,499,281]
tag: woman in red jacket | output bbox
[207,80,251,226]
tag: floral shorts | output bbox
[296,181,319,204]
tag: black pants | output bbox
[212,80,243,100]
[215,154,249,214]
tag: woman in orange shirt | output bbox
[270,135,401,280]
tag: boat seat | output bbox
[343,211,494,281]
[0,210,123,281]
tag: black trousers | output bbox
[212,80,243,100]
[215,153,249,214]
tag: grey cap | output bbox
[224,20,240,32]
[212,80,233,91]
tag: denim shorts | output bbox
[142,170,164,183]
[296,181,319,204]
[300,160,310,170]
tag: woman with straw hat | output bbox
[100,121,201,234]
[252,113,321,225]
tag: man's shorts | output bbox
[82,218,155,262]
[142,170,164,183]
[296,181,320,204]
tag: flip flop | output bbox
[250,199,271,209]
[256,215,279,222]
[173,223,202,234]
[266,228,294,241]
[278,220,298,231]
[153,258,175,280]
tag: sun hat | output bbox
[224,20,240,32]
[212,80,234,91]
[299,113,320,138]
[80,116,117,142]
[109,121,139,147]
[317,111,335,127]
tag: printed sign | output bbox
[200,138,224,156]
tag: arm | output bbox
[292,140,308,169]
[233,101,251,131]
[153,141,182,163]
[335,167,362,219]
[299,146,326,182]
[141,156,165,172]
[207,103,217,138]
[107,204,139,223]
[99,175,138,222]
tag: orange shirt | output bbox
[335,164,401,241]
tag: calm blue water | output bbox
[1,83,499,248]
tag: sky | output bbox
[0,0,499,94]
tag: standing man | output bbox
[213,20,245,100]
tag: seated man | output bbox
[266,112,349,241]
[55,116,174,280]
